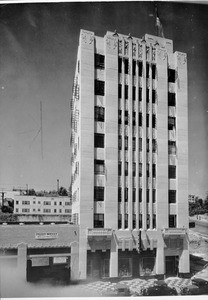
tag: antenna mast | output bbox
[40,101,43,159]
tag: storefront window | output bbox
[140,257,155,276]
[118,258,132,277]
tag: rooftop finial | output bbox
[155,3,164,38]
[128,33,132,39]
[113,30,118,36]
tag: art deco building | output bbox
[70,29,189,280]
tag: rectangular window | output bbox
[94,159,105,175]
[169,214,177,228]
[133,111,136,126]
[94,213,104,228]
[22,201,30,205]
[118,161,122,176]
[54,209,56,213]
[118,135,122,150]
[139,214,142,228]
[147,138,150,152]
[118,57,122,73]
[59,202,62,206]
[133,137,136,151]
[124,59,129,74]
[152,90,156,104]
[168,93,176,106]
[152,164,156,178]
[152,64,156,79]
[153,189,156,203]
[125,136,128,150]
[168,141,176,155]
[153,214,156,228]
[168,117,176,130]
[147,214,150,229]
[139,189,142,202]
[139,163,142,177]
[139,137,142,151]
[125,162,128,176]
[139,88,142,101]
[95,106,105,122]
[43,201,51,205]
[133,60,136,76]
[22,208,30,213]
[124,214,128,228]
[133,188,136,202]
[133,214,136,229]
[94,133,104,148]
[124,188,128,202]
[16,208,18,212]
[169,190,176,203]
[132,86,136,101]
[95,54,105,69]
[118,84,122,98]
[54,202,57,205]
[125,110,128,125]
[118,110,122,124]
[168,69,176,83]
[118,214,122,229]
[43,209,51,213]
[146,114,149,127]
[152,114,156,128]
[118,188,122,202]
[65,209,71,213]
[146,89,149,103]
[95,80,105,96]
[16,201,19,205]
[133,163,136,177]
[152,139,157,153]
[94,187,104,201]
[139,112,142,126]
[146,189,149,203]
[139,61,143,76]
[169,165,176,179]
[146,164,150,177]
[146,63,150,78]
[125,85,128,99]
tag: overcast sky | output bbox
[0,1,207,198]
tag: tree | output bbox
[58,186,68,196]
[27,189,36,196]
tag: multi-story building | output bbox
[14,195,71,216]
[70,29,189,280]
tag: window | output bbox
[147,214,150,229]
[95,54,105,69]
[118,161,122,176]
[153,189,156,203]
[16,201,19,205]
[169,165,176,179]
[95,160,105,174]
[139,88,142,101]
[125,85,128,99]
[168,141,176,155]
[125,162,128,176]
[169,214,177,228]
[65,202,71,206]
[139,137,142,151]
[168,117,176,130]
[118,214,122,229]
[140,257,155,276]
[133,111,136,126]
[118,188,122,202]
[59,202,62,205]
[22,208,30,213]
[147,138,150,152]
[124,214,128,228]
[139,189,142,202]
[169,190,176,203]
[152,90,156,104]
[133,214,136,229]
[139,112,142,126]
[146,189,150,203]
[152,114,156,128]
[133,188,136,202]
[59,209,62,213]
[152,64,156,79]
[146,89,149,103]
[132,86,136,101]
[118,84,122,98]
[16,208,19,212]
[94,133,104,148]
[124,136,128,150]
[43,209,51,213]
[118,135,122,150]
[95,80,105,96]
[133,137,136,151]
[54,202,57,205]
[125,110,129,125]
[118,57,122,73]
[139,163,142,177]
[133,60,136,76]
[124,59,129,74]
[124,188,128,202]
[168,69,176,83]
[54,209,57,213]
[153,214,156,228]
[139,214,142,228]
[133,163,136,177]
[77,61,80,73]
[22,201,30,205]
[152,164,156,178]
[147,164,150,177]
[118,110,122,124]
[146,114,149,127]
[94,213,104,228]
[139,61,143,76]
[95,106,105,122]
[146,63,150,78]
[94,187,104,201]
[168,93,176,106]
[152,139,157,153]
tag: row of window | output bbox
[16,200,71,206]
[16,208,71,213]
[118,162,156,177]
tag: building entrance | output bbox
[165,256,179,276]
[87,250,110,279]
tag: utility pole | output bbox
[57,179,60,193]
[40,101,43,159]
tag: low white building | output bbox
[14,195,71,215]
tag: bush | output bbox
[141,283,178,296]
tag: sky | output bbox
[0,1,207,198]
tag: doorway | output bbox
[165,256,179,276]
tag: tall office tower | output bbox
[70,29,189,280]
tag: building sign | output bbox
[32,257,49,267]
[35,232,58,240]
[53,257,67,264]
[163,228,186,235]
[88,228,112,236]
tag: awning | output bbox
[141,230,150,250]
[88,228,113,241]
[115,230,134,251]
[163,228,187,237]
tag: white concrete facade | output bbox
[71,30,189,280]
